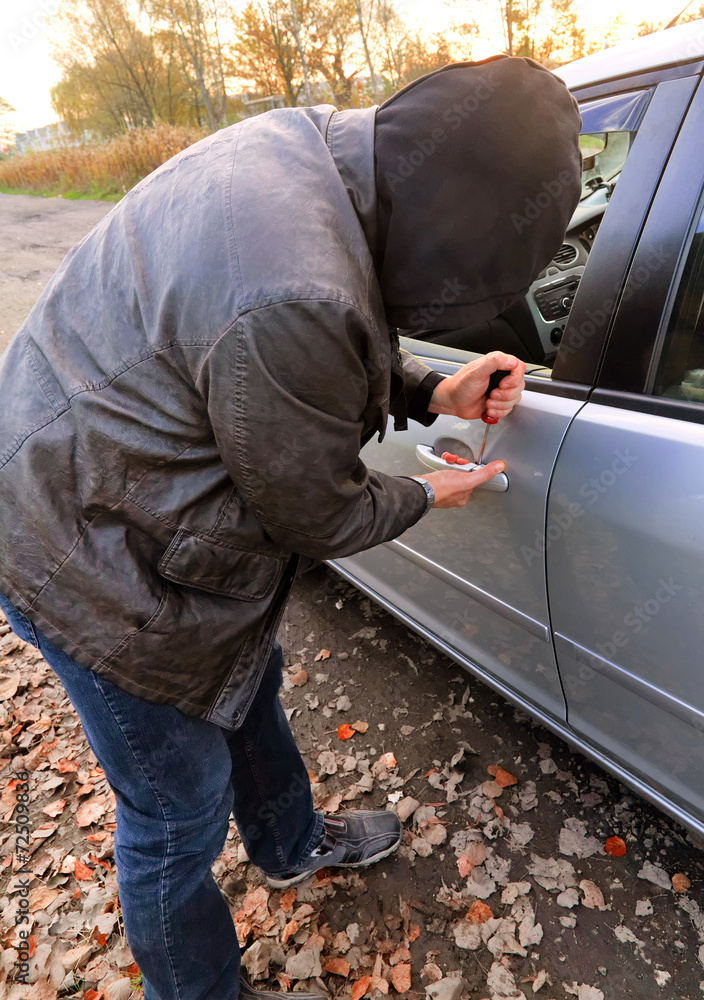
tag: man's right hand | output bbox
[414,460,506,510]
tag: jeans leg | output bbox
[0,599,241,1000]
[225,643,323,876]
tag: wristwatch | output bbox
[412,476,435,517]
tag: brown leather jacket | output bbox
[0,105,440,727]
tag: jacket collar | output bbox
[326,106,379,261]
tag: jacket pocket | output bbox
[157,530,285,601]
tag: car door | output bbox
[547,75,704,830]
[332,72,696,727]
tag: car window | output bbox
[579,131,632,200]
[652,203,704,400]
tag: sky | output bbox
[0,0,693,134]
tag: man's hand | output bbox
[428,351,526,421]
[415,461,506,509]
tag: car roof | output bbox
[556,17,704,90]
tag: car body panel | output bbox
[556,18,704,90]
[547,402,704,825]
[334,375,585,722]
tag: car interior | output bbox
[402,89,650,371]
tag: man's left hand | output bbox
[427,351,526,421]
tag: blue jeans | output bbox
[0,594,323,1000]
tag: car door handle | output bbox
[415,445,509,492]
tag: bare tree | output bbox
[355,0,378,101]
[145,0,228,129]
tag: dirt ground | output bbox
[0,194,114,356]
[2,194,704,1000]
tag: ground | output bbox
[0,194,113,356]
[1,194,704,1000]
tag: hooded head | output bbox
[374,56,582,331]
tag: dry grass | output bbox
[0,123,209,200]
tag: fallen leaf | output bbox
[314,649,331,661]
[57,759,79,772]
[91,927,107,947]
[579,879,606,910]
[28,886,59,912]
[466,900,492,923]
[351,974,372,1000]
[487,764,518,787]
[337,724,355,740]
[672,873,691,892]
[289,669,309,687]
[0,672,20,700]
[391,963,411,993]
[532,969,549,992]
[395,796,420,823]
[282,919,299,943]
[604,835,627,857]
[74,859,94,880]
[76,797,106,827]
[280,889,296,912]
[42,799,66,818]
[457,855,474,878]
[637,861,671,889]
[351,720,369,733]
[325,958,350,977]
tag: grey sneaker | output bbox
[238,974,323,999]
[265,810,402,889]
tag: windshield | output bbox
[579,131,634,201]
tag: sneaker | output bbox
[265,810,402,889]
[238,973,323,999]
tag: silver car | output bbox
[332,20,704,839]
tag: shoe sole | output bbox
[264,832,403,889]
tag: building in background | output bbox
[14,122,72,154]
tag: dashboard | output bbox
[527,211,604,359]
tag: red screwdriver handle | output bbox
[481,413,499,425]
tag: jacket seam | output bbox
[95,578,170,672]
[63,342,217,400]
[0,409,68,470]
[123,497,280,556]
[156,565,277,601]
[224,124,244,307]
[24,336,63,414]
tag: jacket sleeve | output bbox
[197,299,428,560]
[390,348,444,429]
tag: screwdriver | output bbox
[476,369,511,466]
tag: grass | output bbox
[0,123,208,201]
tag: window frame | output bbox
[552,73,700,387]
[593,71,704,409]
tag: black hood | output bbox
[374,56,582,332]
